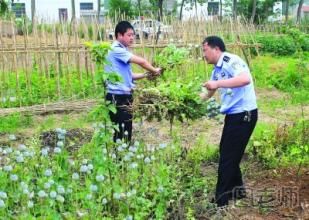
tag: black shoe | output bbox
[231,188,247,201]
[209,196,216,204]
[209,196,229,207]
[213,194,229,207]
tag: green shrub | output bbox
[15,17,33,35]
[256,35,296,56]
[248,120,309,168]
[299,34,309,51]
[0,113,33,132]
[251,56,309,97]
[88,25,93,39]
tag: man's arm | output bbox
[204,72,250,90]
[132,73,147,80]
[130,54,161,75]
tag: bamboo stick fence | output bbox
[0,16,260,115]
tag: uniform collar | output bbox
[114,40,127,49]
[215,52,225,68]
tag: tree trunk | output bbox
[31,0,36,25]
[251,0,257,23]
[71,0,76,23]
[296,0,304,24]
[0,1,9,16]
[158,0,164,21]
[137,0,141,15]
[194,0,198,18]
[179,0,185,20]
[97,0,101,23]
[219,0,223,22]
[285,0,289,23]
[233,0,237,20]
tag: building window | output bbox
[208,2,219,15]
[80,3,94,10]
[59,8,68,22]
[12,3,26,18]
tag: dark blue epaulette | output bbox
[223,56,231,63]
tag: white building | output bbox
[178,0,231,20]
[267,1,283,22]
[268,0,309,22]
[11,0,102,23]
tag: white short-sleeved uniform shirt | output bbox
[210,52,257,114]
[105,41,134,95]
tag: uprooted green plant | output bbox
[134,44,221,133]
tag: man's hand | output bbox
[204,80,219,90]
[145,72,157,80]
[199,92,208,101]
[152,67,162,76]
[146,67,164,80]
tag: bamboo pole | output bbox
[65,24,72,97]
[74,22,84,98]
[42,24,50,102]
[38,29,44,98]
[85,49,89,78]
[55,26,61,98]
[23,18,32,102]
[0,32,5,107]
[11,19,21,106]
[38,27,44,77]
[90,20,96,90]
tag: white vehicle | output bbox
[107,19,171,40]
[131,19,171,39]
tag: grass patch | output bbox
[252,55,309,104]
[0,113,33,133]
[189,135,219,163]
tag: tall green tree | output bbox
[158,0,163,21]
[296,0,304,23]
[97,0,101,22]
[178,0,207,21]
[0,0,10,16]
[71,0,76,23]
[219,0,223,21]
[136,0,142,14]
[237,0,279,23]
[285,0,289,22]
[179,0,185,20]
[109,0,134,18]
[31,0,35,25]
[251,0,257,23]
[149,0,164,21]
[233,0,237,20]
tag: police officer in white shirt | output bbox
[105,21,162,142]
[200,36,258,207]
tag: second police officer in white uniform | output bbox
[201,36,258,207]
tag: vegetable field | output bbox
[0,18,308,219]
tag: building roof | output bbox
[302,5,309,12]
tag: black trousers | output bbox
[215,109,258,207]
[106,93,133,143]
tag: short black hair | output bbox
[115,21,134,39]
[202,36,226,52]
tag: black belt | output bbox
[106,93,132,98]
[226,109,258,122]
[106,93,133,105]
